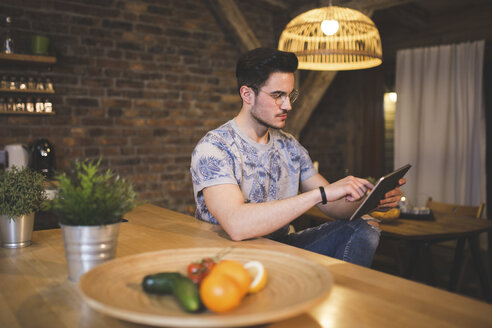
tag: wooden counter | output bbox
[1,204,491,327]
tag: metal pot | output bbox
[60,222,120,281]
[0,213,34,248]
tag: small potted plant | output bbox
[0,166,46,248]
[49,159,139,281]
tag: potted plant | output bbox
[0,166,46,248]
[49,159,139,281]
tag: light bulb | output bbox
[321,19,339,36]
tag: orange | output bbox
[212,260,251,296]
[199,272,243,313]
[244,260,267,293]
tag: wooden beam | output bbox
[325,0,414,11]
[388,5,429,30]
[293,0,415,17]
[209,0,261,51]
[207,0,405,139]
[258,0,289,10]
[284,71,337,139]
[282,2,402,138]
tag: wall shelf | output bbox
[0,88,55,94]
[0,54,57,115]
[0,53,56,65]
[0,110,55,115]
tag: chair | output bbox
[426,197,485,291]
[426,197,484,220]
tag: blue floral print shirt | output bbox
[190,119,317,237]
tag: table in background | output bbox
[301,207,492,301]
[1,204,492,328]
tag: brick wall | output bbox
[0,0,277,215]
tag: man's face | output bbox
[250,72,295,130]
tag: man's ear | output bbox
[239,86,255,105]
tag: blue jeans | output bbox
[273,218,381,267]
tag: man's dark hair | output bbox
[235,48,298,94]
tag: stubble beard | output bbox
[251,107,286,130]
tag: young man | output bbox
[190,48,404,267]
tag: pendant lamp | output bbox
[278,6,382,71]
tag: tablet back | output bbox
[349,164,411,221]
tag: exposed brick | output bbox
[116,79,144,88]
[102,19,132,31]
[124,2,147,13]
[0,0,275,215]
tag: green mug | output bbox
[31,35,50,55]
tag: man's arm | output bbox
[202,174,373,241]
[202,184,321,241]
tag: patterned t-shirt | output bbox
[190,119,317,237]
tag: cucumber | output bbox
[141,272,201,313]
[172,275,201,313]
[142,272,181,294]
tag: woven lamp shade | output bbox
[278,6,382,71]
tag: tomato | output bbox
[186,257,216,285]
[201,257,215,274]
[187,262,204,284]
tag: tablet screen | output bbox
[349,164,411,221]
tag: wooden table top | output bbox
[1,204,492,328]
[305,207,492,241]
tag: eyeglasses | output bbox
[258,88,299,105]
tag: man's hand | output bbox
[323,175,374,202]
[378,178,406,208]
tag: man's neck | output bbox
[234,110,269,144]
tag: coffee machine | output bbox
[30,139,56,178]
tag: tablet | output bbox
[349,164,411,221]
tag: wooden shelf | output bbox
[0,110,55,115]
[0,88,55,94]
[0,53,56,64]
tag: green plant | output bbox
[50,159,139,226]
[0,166,47,218]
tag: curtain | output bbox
[394,40,486,209]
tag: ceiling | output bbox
[260,0,492,62]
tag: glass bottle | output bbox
[9,76,17,90]
[3,17,14,54]
[1,75,7,89]
[19,76,27,90]
[6,97,14,111]
[27,76,35,90]
[36,77,45,90]
[45,77,54,91]
[43,98,52,112]
[15,97,25,111]
[0,97,5,111]
[35,97,44,112]
[26,97,34,112]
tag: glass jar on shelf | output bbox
[27,76,36,90]
[36,77,45,91]
[35,97,44,112]
[15,97,25,112]
[3,17,14,54]
[43,98,52,113]
[9,76,17,90]
[19,76,27,90]
[0,97,6,111]
[26,97,34,112]
[6,97,14,111]
[45,77,54,91]
[1,75,8,89]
